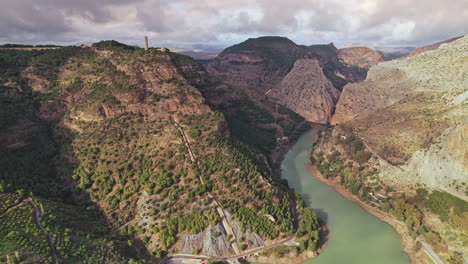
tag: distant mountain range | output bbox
[169,45,224,60]
[339,43,415,60]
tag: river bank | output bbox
[306,163,420,264]
[271,122,326,178]
[245,127,328,264]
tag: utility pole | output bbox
[144,36,149,50]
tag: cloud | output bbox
[0,0,466,47]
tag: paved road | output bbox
[163,234,296,263]
[416,237,444,264]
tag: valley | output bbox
[310,36,468,264]
[0,34,466,264]
[0,40,319,264]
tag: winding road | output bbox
[162,233,296,263]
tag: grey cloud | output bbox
[0,0,466,47]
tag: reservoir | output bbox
[281,130,410,264]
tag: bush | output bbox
[426,191,468,221]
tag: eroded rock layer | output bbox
[331,36,468,199]
[276,59,340,123]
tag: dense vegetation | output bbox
[0,42,322,262]
[171,52,309,157]
[311,127,468,263]
[426,191,468,222]
[0,193,138,263]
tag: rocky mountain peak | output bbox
[338,47,385,69]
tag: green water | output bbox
[281,130,410,264]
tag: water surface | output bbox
[281,130,410,264]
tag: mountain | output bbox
[339,43,375,49]
[376,47,415,60]
[206,36,368,124]
[169,45,223,60]
[312,36,467,262]
[339,43,414,60]
[407,36,463,57]
[170,47,223,60]
[337,47,385,69]
[331,36,467,197]
[0,41,321,263]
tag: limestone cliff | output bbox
[332,35,468,125]
[276,59,340,123]
[338,47,384,69]
[330,35,468,200]
[207,36,367,123]
[206,36,303,92]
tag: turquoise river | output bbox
[280,130,410,264]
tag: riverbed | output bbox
[281,130,410,264]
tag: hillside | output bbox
[338,43,414,61]
[312,36,467,263]
[0,41,321,263]
[337,47,384,69]
[407,36,463,57]
[332,35,467,199]
[206,36,368,124]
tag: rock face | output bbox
[179,224,232,257]
[332,35,468,125]
[276,59,340,123]
[207,36,367,123]
[206,36,304,92]
[407,36,463,57]
[378,122,467,200]
[331,35,468,199]
[338,47,384,69]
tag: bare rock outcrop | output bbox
[330,35,468,200]
[275,59,340,123]
[338,47,384,69]
[206,36,303,92]
[207,36,368,123]
[332,35,468,125]
[179,224,233,257]
[378,121,468,200]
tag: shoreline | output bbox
[271,123,326,178]
[250,126,328,264]
[306,162,419,264]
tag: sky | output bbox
[1,0,467,49]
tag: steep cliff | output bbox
[312,35,468,264]
[338,47,384,69]
[207,36,367,124]
[206,36,303,92]
[332,35,468,126]
[330,34,468,197]
[276,59,340,123]
[332,35,467,198]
